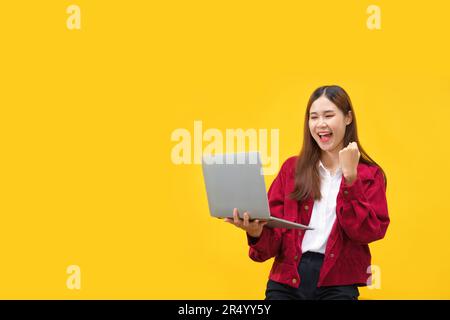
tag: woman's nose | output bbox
[318,118,328,126]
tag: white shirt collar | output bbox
[318,160,342,178]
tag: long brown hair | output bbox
[290,85,387,202]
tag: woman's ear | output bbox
[345,110,353,126]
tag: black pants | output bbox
[265,252,360,300]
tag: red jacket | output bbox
[247,156,390,288]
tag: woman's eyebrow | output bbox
[309,110,335,115]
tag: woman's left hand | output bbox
[339,142,360,184]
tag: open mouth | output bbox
[318,132,333,142]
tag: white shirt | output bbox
[301,160,342,254]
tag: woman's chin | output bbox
[319,143,335,152]
[315,137,337,151]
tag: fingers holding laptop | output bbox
[224,208,268,238]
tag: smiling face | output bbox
[309,95,352,153]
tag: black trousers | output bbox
[265,252,360,300]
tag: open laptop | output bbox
[201,151,313,230]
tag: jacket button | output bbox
[294,255,298,260]
[298,230,303,236]
[304,205,309,210]
[344,190,348,195]
[292,278,297,284]
[330,253,335,258]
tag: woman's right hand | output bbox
[224,208,268,238]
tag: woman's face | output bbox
[308,96,352,153]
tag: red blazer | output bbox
[247,156,390,288]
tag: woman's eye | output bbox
[326,115,334,118]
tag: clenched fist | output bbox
[339,142,360,184]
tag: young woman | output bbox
[225,85,390,300]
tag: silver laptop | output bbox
[201,152,313,230]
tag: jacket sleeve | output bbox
[337,166,390,245]
[246,161,287,262]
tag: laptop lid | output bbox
[201,152,270,220]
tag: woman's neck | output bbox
[320,151,340,174]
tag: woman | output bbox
[225,85,390,300]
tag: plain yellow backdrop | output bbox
[0,0,449,299]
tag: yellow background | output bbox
[0,0,449,299]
